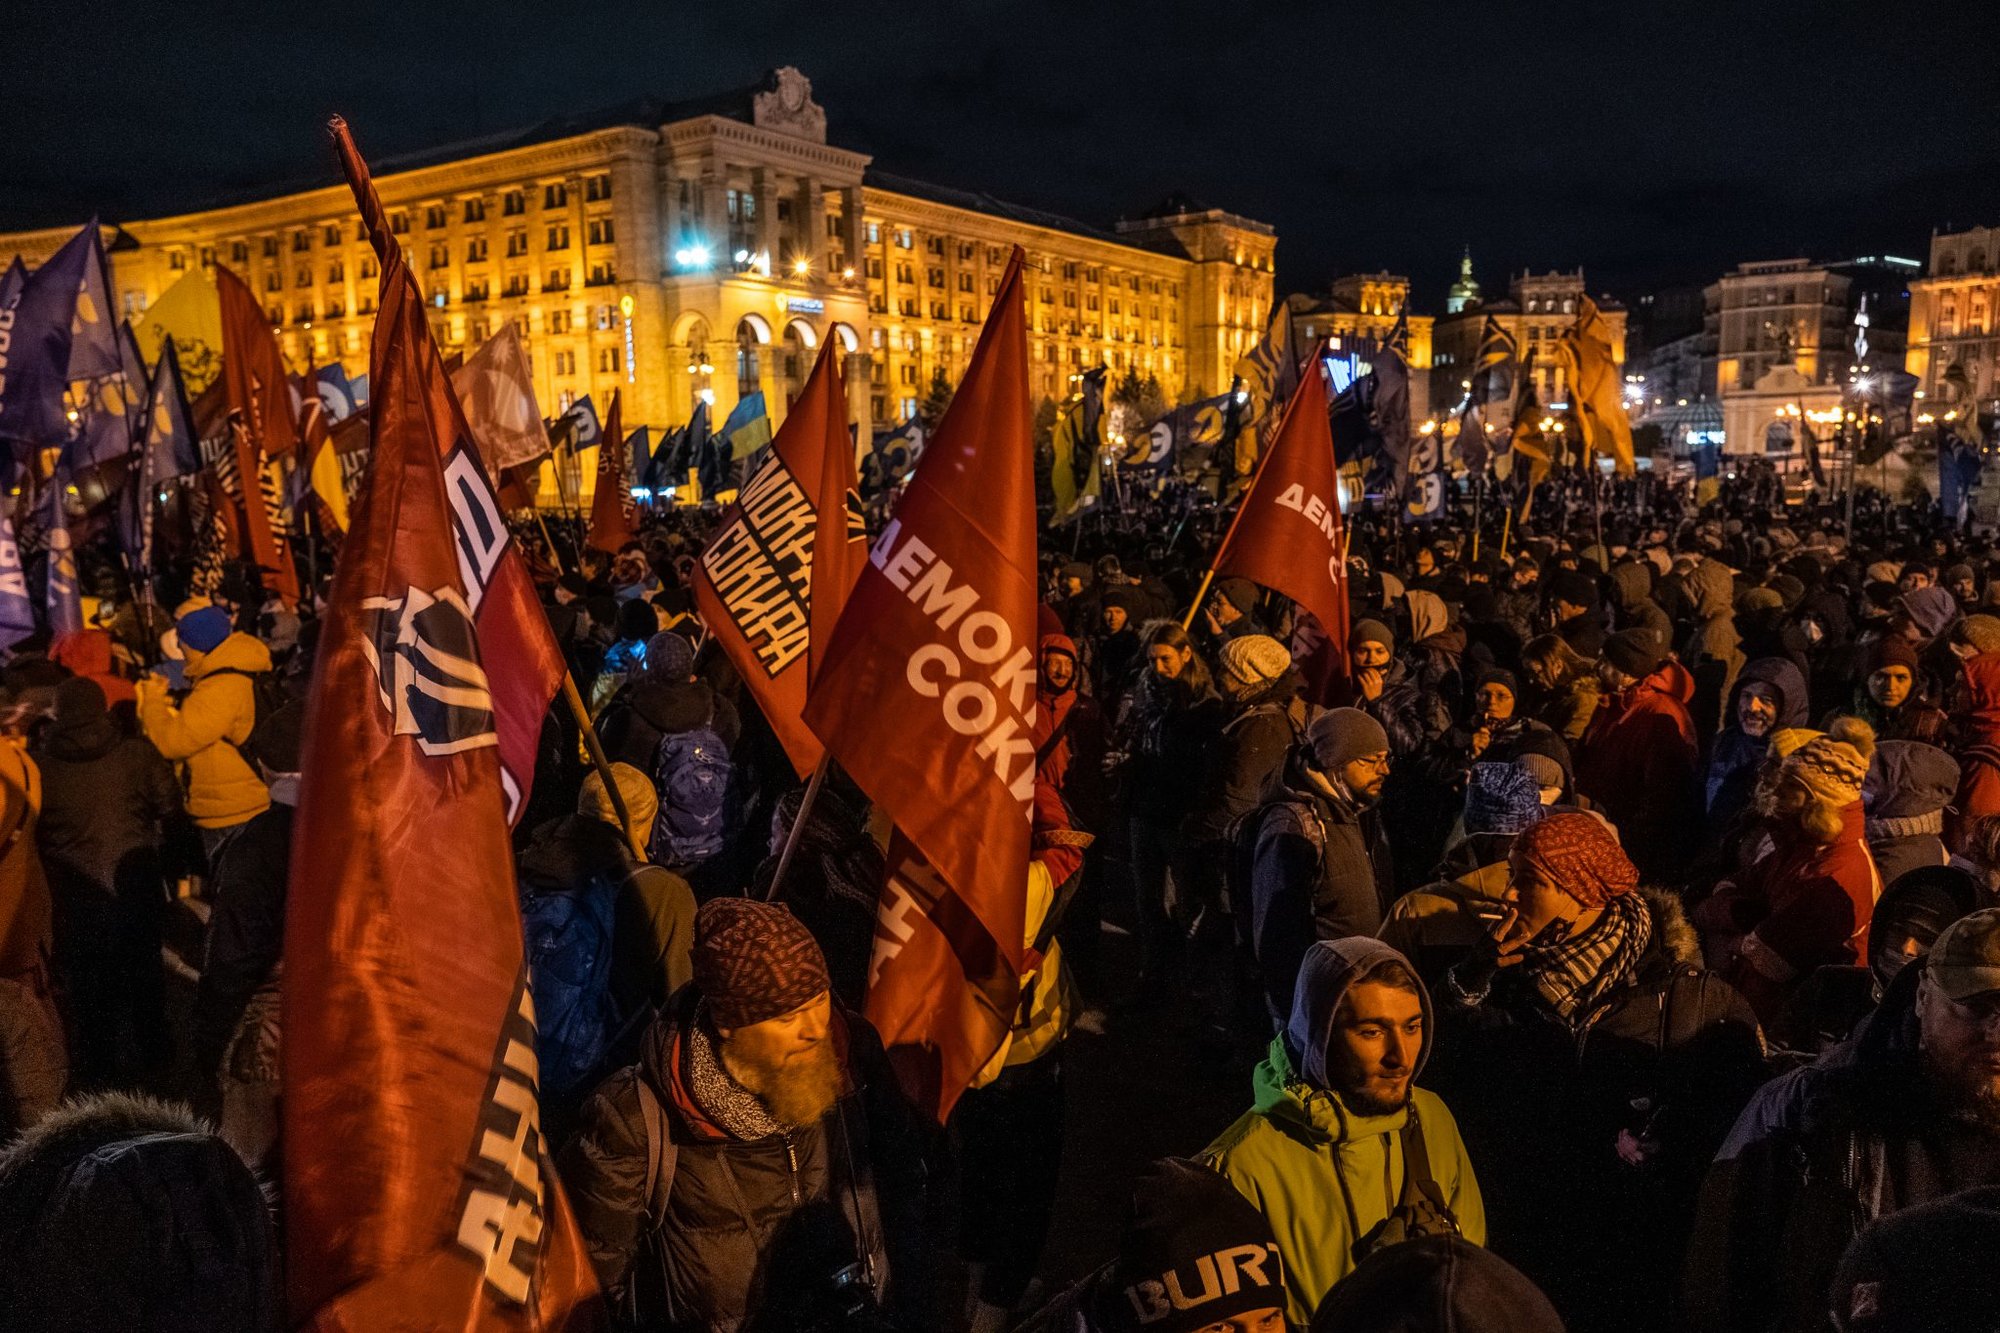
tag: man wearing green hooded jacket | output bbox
[1203,936,1485,1326]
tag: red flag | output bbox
[692,341,863,777]
[1209,354,1352,702]
[803,248,1038,1120]
[214,263,302,606]
[284,118,599,1331]
[584,390,635,553]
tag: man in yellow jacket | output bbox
[135,606,271,860]
[1204,937,1485,1326]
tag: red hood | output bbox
[1964,652,2000,731]
[1636,657,1696,704]
[49,628,114,678]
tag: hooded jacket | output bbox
[135,631,272,829]
[1402,590,1466,704]
[1686,962,2000,1333]
[1679,558,1747,737]
[0,1091,281,1332]
[1952,651,2000,847]
[1203,937,1485,1327]
[48,630,134,709]
[557,991,926,1332]
[1865,740,1958,889]
[1608,560,1673,650]
[1704,657,1809,821]
[1575,658,1701,879]
[1362,657,1451,758]
[0,741,62,1134]
[596,668,743,775]
[33,704,181,903]
[1185,668,1309,847]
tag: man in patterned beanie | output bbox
[560,896,925,1329]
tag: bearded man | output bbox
[560,897,927,1330]
[1687,907,2000,1332]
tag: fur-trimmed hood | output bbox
[1643,885,1702,969]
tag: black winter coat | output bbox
[558,993,928,1332]
[1183,671,1308,848]
[33,714,180,903]
[1248,760,1394,1029]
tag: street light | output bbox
[792,257,811,277]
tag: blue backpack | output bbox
[647,711,733,870]
[519,878,619,1104]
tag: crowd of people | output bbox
[5,470,2000,1332]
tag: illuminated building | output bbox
[1431,267,1627,403]
[1289,273,1435,412]
[1906,226,2000,409]
[1706,257,1913,397]
[0,67,1273,498]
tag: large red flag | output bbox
[583,389,635,553]
[214,264,302,606]
[1209,353,1351,701]
[282,118,599,1331]
[692,340,863,777]
[803,248,1037,1119]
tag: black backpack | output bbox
[202,666,290,770]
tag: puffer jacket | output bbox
[1184,670,1309,847]
[1678,559,1746,738]
[557,992,925,1332]
[0,742,63,1134]
[135,632,271,829]
[1952,651,2000,847]
[1203,937,1485,1327]
[48,630,134,708]
[1607,560,1673,649]
[1362,657,1451,758]
[33,707,181,902]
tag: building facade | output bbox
[1431,266,1627,404]
[0,68,1274,483]
[1706,256,1914,399]
[1906,225,2000,411]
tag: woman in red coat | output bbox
[1699,718,1882,1025]
[1574,629,1702,883]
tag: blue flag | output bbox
[0,257,23,308]
[347,373,370,412]
[562,394,602,449]
[1141,393,1233,476]
[0,505,34,653]
[861,418,925,498]
[39,481,82,637]
[0,225,103,446]
[1942,433,1983,526]
[144,337,201,479]
[66,223,120,382]
[720,391,773,461]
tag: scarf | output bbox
[683,1007,783,1141]
[1524,890,1653,1027]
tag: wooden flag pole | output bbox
[560,672,646,860]
[763,754,831,902]
[1498,504,1514,563]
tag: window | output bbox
[544,182,568,209]
[229,241,248,264]
[598,347,622,373]
[899,298,918,316]
[927,267,945,288]
[267,306,283,324]
[327,260,344,283]
[1087,294,1100,311]
[547,225,570,251]
[587,261,615,286]
[295,302,314,324]
[958,273,974,293]
[425,205,447,229]
[927,236,944,255]
[548,309,572,334]
[867,258,884,279]
[429,243,448,269]
[587,216,614,246]
[503,191,524,216]
[900,396,917,420]
[546,267,571,291]
[585,174,612,202]
[594,305,614,330]
[1064,290,1076,308]
[896,229,913,249]
[503,274,529,297]
[987,276,1000,295]
[960,304,976,322]
[360,256,377,279]
[292,230,310,253]
[506,229,527,257]
[326,297,345,318]
[872,394,887,420]
[895,262,914,284]
[461,199,485,224]
[464,278,489,302]
[825,212,842,237]
[866,222,881,245]
[466,238,488,262]
[1042,288,1055,305]
[553,350,576,375]
[296,266,311,287]
[390,212,410,236]
[265,271,281,293]
[900,363,918,385]
[320,223,339,246]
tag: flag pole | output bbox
[1181,342,1326,631]
[560,672,646,859]
[764,753,831,902]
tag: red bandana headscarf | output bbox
[1515,812,1639,908]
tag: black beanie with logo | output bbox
[1099,1158,1287,1333]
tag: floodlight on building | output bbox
[842,266,856,281]
[733,249,750,264]
[793,257,811,276]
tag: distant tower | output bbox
[1446,247,1481,314]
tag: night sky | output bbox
[7,1,2000,316]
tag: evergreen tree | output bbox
[918,366,955,432]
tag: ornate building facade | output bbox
[0,68,1274,459]
[1431,266,1627,404]
[1906,226,2000,409]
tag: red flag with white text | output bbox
[1210,354,1351,702]
[803,248,1038,1120]
[692,340,864,777]
[214,264,301,606]
[584,390,635,553]
[283,118,599,1331]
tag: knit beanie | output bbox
[1217,634,1291,689]
[1740,586,1785,614]
[1473,667,1520,701]
[53,676,106,723]
[579,761,660,836]
[1514,811,1638,909]
[1601,628,1666,680]
[1782,716,1875,811]
[692,898,830,1029]
[1546,568,1597,609]
[1768,727,1825,761]
[1349,618,1395,651]
[1306,707,1391,773]
[615,597,658,642]
[1308,1235,1565,1333]
[1101,1159,1287,1333]
[176,605,232,655]
[1956,614,2000,656]
[1866,635,1920,675]
[1214,576,1259,616]
[645,630,695,681]
[1831,1186,2000,1333]
[1464,762,1547,837]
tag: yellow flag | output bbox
[1557,295,1634,474]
